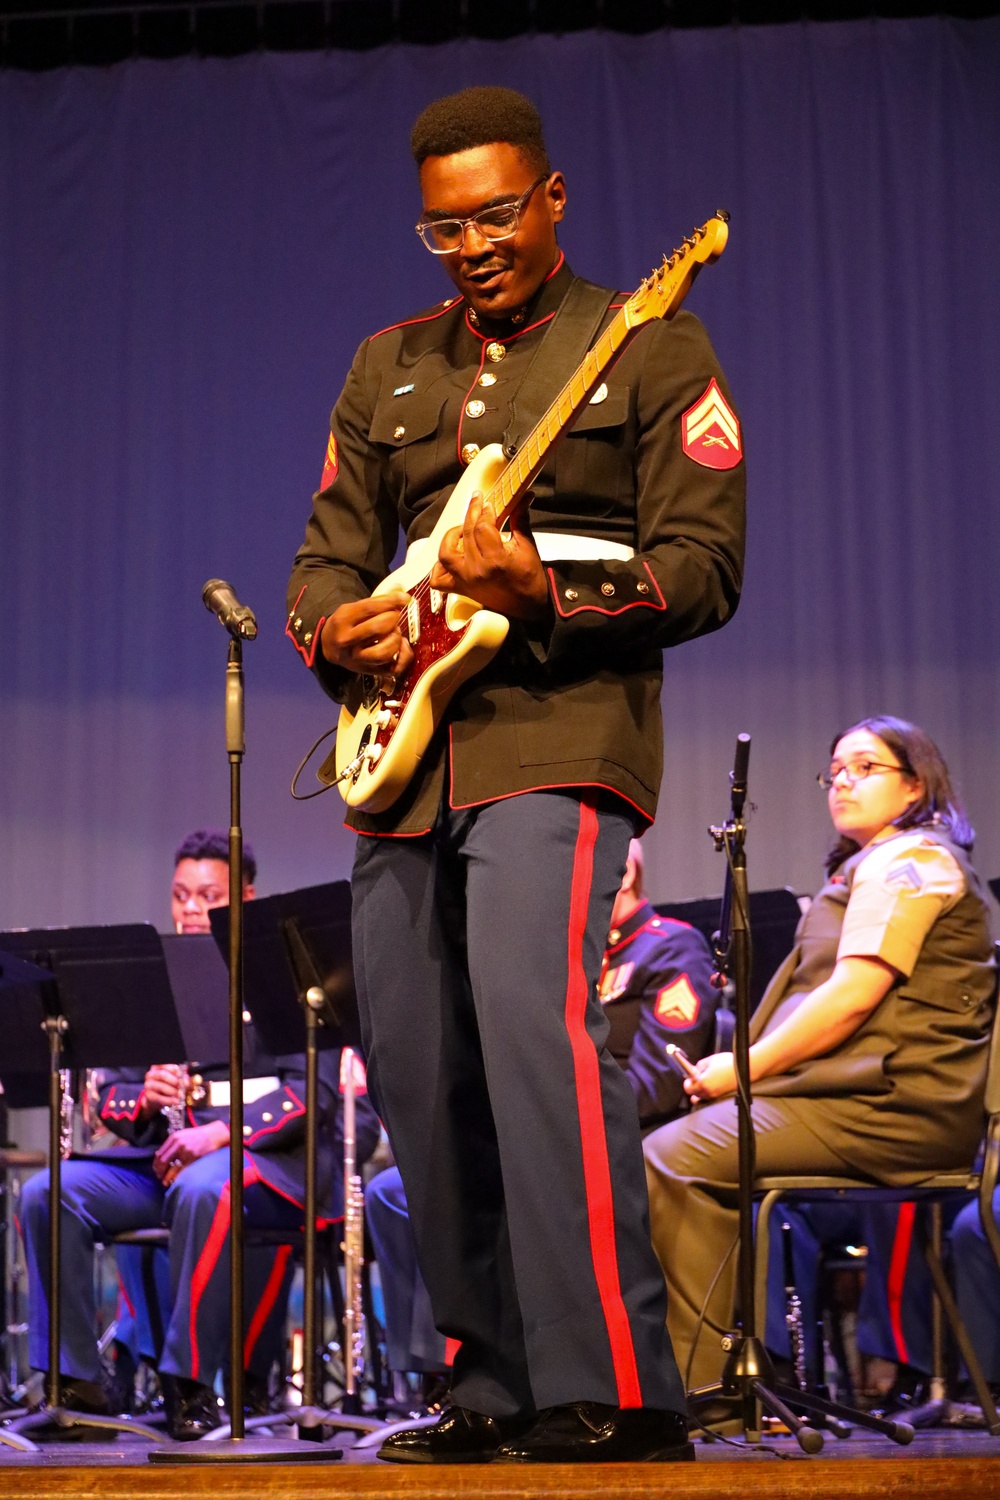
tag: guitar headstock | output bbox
[623,212,729,330]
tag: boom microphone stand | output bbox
[688,737,914,1454]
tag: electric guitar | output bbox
[332,212,730,813]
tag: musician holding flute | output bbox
[21,829,380,1439]
[287,86,744,1463]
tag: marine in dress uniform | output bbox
[287,87,745,1463]
[644,719,995,1392]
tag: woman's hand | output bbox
[153,1121,230,1187]
[684,1051,738,1102]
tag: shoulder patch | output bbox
[883,859,925,894]
[599,961,635,1003]
[319,432,338,489]
[654,974,701,1029]
[681,377,742,470]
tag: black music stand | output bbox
[0,923,195,1442]
[198,882,388,1446]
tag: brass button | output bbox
[601,582,615,597]
[590,383,609,405]
[294,617,302,630]
[262,1111,273,1123]
[282,1100,294,1111]
[486,342,506,362]
[393,425,406,440]
[636,581,650,595]
[565,588,579,602]
[243,1125,251,1136]
[304,632,313,644]
[465,399,486,419]
[468,308,480,326]
[608,928,620,945]
[511,310,525,325]
[461,443,481,465]
[479,372,497,388]
[242,1009,251,1023]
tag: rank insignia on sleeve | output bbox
[681,378,742,470]
[884,860,925,893]
[598,961,634,1004]
[654,975,701,1029]
[320,432,338,489]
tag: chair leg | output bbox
[916,1208,1000,1435]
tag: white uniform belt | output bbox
[403,532,634,566]
[531,532,634,562]
[206,1076,279,1108]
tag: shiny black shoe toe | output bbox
[378,1404,530,1464]
[162,1374,222,1441]
[496,1402,695,1463]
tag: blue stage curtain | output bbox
[1,17,998,925]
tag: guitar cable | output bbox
[290,724,339,800]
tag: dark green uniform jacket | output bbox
[287,257,746,834]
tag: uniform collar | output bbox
[464,252,573,339]
[605,898,659,954]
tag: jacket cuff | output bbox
[545,559,667,619]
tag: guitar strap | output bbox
[501,275,617,459]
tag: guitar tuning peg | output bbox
[717,208,730,222]
[666,253,678,269]
[693,226,705,240]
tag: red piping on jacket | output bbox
[285,586,325,669]
[564,794,643,1407]
[548,560,667,619]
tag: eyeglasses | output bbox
[415,175,549,254]
[817,759,907,790]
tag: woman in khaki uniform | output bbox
[643,716,996,1391]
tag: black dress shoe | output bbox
[378,1404,532,1464]
[496,1402,695,1463]
[161,1374,222,1441]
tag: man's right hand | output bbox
[140,1064,188,1120]
[319,593,414,678]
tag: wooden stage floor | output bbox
[0,1428,998,1500]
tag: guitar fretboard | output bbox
[487,305,634,529]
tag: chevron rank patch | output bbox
[320,432,338,489]
[681,378,742,470]
[599,961,634,1004]
[884,860,925,894]
[654,974,701,1029]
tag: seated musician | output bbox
[642,716,996,1392]
[367,839,719,1385]
[21,829,380,1439]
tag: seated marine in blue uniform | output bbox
[21,829,381,1439]
[367,838,720,1379]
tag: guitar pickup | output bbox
[406,598,421,643]
[430,589,444,614]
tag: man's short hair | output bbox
[174,828,257,886]
[410,86,550,175]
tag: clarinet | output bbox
[781,1219,808,1390]
[340,1048,366,1408]
[58,1069,75,1160]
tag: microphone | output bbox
[729,732,751,819]
[202,579,258,640]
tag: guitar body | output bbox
[329,214,730,814]
[335,443,511,812]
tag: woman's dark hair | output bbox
[410,86,550,174]
[825,714,974,875]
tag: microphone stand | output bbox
[151,587,327,1466]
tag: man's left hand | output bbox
[154,1121,230,1187]
[430,493,549,620]
[684,1052,737,1102]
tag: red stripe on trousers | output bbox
[188,1181,232,1383]
[564,795,643,1408]
[244,1243,292,1369]
[887,1202,916,1364]
[443,1337,461,1367]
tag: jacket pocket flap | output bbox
[369,395,445,446]
[567,389,629,433]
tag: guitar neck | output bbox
[487,304,635,530]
